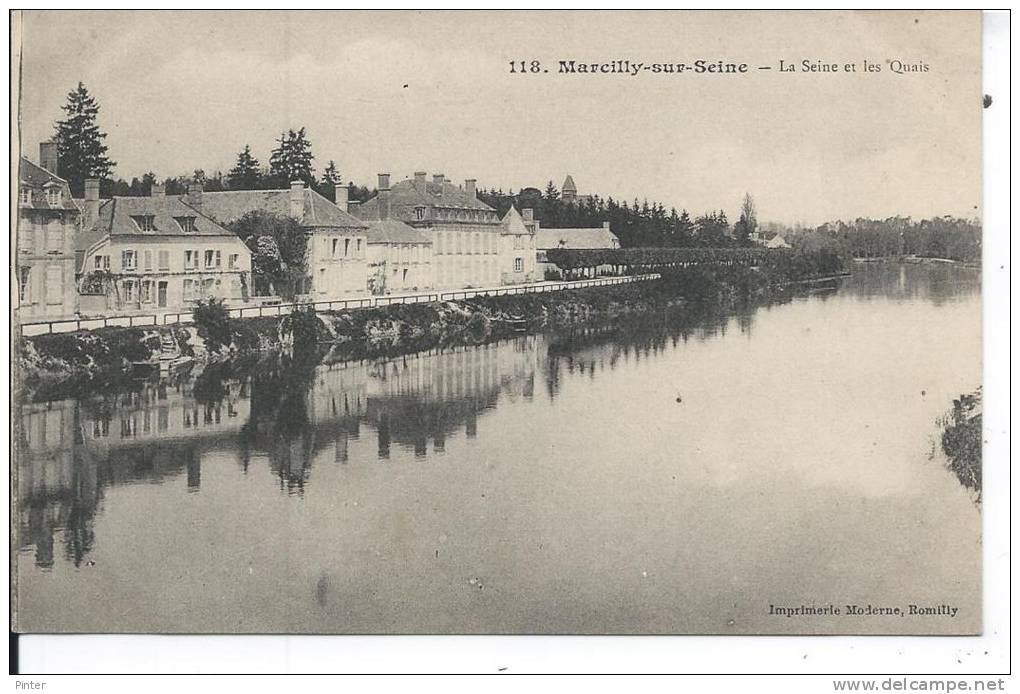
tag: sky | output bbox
[15,10,982,226]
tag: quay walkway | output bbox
[19,273,660,336]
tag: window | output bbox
[474,233,481,254]
[158,250,170,271]
[413,206,426,221]
[45,267,63,305]
[436,232,444,255]
[131,215,157,232]
[332,238,339,258]
[46,187,61,206]
[46,221,62,252]
[143,250,153,271]
[140,280,153,303]
[122,279,135,302]
[183,279,198,300]
[19,227,33,253]
[93,254,110,271]
[228,253,239,270]
[204,250,221,269]
[356,238,362,253]
[18,267,30,302]
[344,238,351,257]
[514,257,523,272]
[185,250,197,270]
[202,278,217,295]
[174,216,197,233]
[122,250,137,270]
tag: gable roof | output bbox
[535,226,619,250]
[200,188,368,232]
[365,219,432,245]
[355,177,496,221]
[18,157,78,211]
[500,206,533,236]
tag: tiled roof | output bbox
[355,177,495,221]
[500,206,533,236]
[562,175,577,192]
[18,157,78,211]
[365,220,432,245]
[76,196,239,254]
[200,188,368,231]
[535,226,619,250]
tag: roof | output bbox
[18,157,78,211]
[562,175,577,192]
[365,219,432,245]
[500,206,533,236]
[355,177,496,221]
[76,195,240,254]
[535,226,620,250]
[200,188,368,231]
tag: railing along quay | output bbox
[19,273,661,336]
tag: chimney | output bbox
[602,221,611,230]
[433,173,444,186]
[39,141,58,174]
[377,173,391,220]
[290,181,305,218]
[465,179,476,198]
[522,208,534,222]
[84,179,100,223]
[335,182,348,209]
[187,180,203,211]
[414,171,427,185]
[151,182,165,197]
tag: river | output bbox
[15,262,982,634]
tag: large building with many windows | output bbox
[200,182,369,300]
[350,172,507,289]
[76,182,252,315]
[16,148,80,320]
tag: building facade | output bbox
[535,222,620,278]
[364,219,433,294]
[16,149,80,320]
[76,183,252,315]
[499,206,538,284]
[201,182,369,300]
[351,172,510,289]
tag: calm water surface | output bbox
[16,263,982,634]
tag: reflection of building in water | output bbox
[17,336,543,566]
[17,400,98,569]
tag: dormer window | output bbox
[20,189,31,205]
[131,215,157,232]
[413,206,426,221]
[174,216,197,233]
[46,187,61,206]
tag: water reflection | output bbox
[15,262,980,599]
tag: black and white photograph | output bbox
[10,8,998,658]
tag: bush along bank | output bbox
[18,250,847,402]
[936,388,982,503]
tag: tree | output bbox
[53,82,116,196]
[268,128,315,187]
[734,192,758,246]
[316,160,341,201]
[228,145,261,190]
[226,210,309,299]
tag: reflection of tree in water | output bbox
[541,298,778,400]
[846,263,980,306]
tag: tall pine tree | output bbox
[228,145,261,190]
[268,128,315,187]
[53,82,115,196]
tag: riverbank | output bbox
[937,388,982,502]
[16,258,846,402]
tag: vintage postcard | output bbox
[11,10,983,635]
